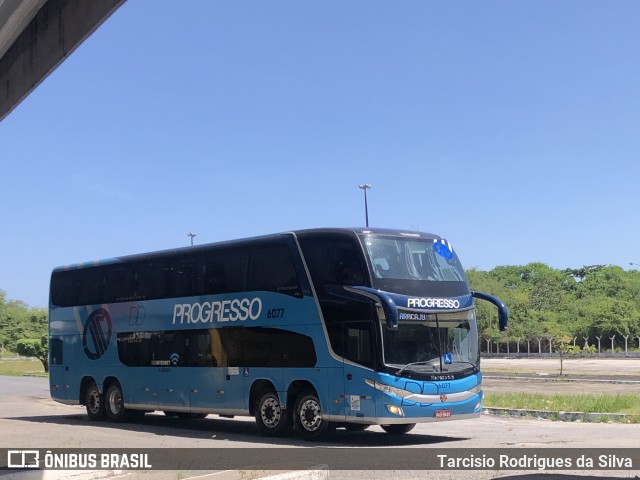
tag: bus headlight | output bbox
[469,385,482,395]
[365,378,412,399]
[386,405,405,416]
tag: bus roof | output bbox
[52,227,445,273]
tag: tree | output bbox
[0,290,47,354]
[554,335,574,376]
[16,336,49,372]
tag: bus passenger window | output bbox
[50,338,63,365]
[249,243,301,296]
[298,236,366,286]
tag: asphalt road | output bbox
[1,360,639,479]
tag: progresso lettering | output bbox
[172,298,262,324]
[407,297,461,309]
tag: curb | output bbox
[483,407,638,423]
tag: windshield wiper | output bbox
[443,360,479,374]
[396,360,439,377]
[396,359,479,377]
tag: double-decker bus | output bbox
[49,228,507,439]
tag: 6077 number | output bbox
[267,308,285,319]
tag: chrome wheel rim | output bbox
[108,388,122,415]
[299,398,322,432]
[88,389,101,414]
[260,396,281,428]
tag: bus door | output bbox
[157,367,190,410]
[220,329,246,413]
[189,367,226,412]
[151,331,190,410]
[222,365,246,412]
[188,366,243,414]
[342,320,377,421]
[189,329,245,413]
[187,329,225,412]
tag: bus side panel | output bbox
[189,366,226,413]
[299,324,345,419]
[50,333,117,405]
[325,366,345,420]
[343,363,377,423]
[282,367,333,414]
[49,305,123,405]
[121,367,156,409]
[156,367,190,410]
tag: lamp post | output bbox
[188,232,197,246]
[358,183,372,227]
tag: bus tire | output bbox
[294,390,335,440]
[255,391,292,436]
[381,423,415,435]
[104,382,127,422]
[85,382,107,421]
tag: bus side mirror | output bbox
[471,291,508,331]
[327,286,398,331]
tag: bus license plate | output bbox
[435,409,452,418]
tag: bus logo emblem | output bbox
[82,308,112,360]
[440,394,447,402]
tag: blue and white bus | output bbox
[49,228,507,439]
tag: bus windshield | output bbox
[359,234,469,297]
[381,310,479,376]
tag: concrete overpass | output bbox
[0,0,125,121]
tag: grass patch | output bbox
[484,392,640,417]
[0,359,46,377]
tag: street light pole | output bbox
[188,232,197,246]
[358,183,372,227]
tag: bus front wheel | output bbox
[294,390,335,440]
[255,391,291,436]
[381,423,415,434]
[105,383,127,422]
[85,383,106,421]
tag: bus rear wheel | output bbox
[381,423,416,435]
[294,390,335,440]
[85,383,106,421]
[255,391,291,436]
[105,383,127,422]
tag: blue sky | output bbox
[2,1,640,308]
